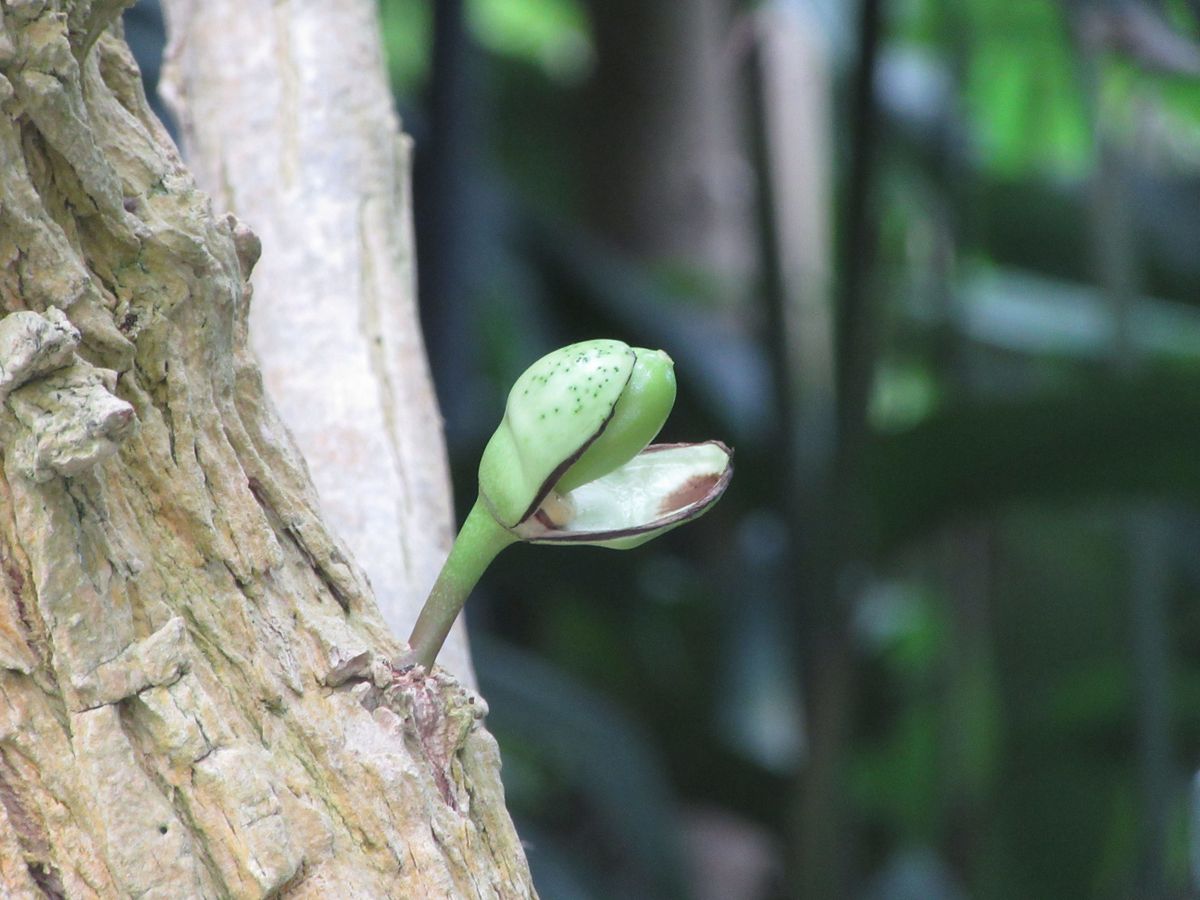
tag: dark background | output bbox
[132,0,1200,896]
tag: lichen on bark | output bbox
[0,3,534,897]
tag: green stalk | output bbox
[402,497,517,669]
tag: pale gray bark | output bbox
[158,0,475,685]
[0,2,534,896]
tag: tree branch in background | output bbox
[784,0,886,894]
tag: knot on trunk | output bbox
[349,663,489,811]
[0,307,136,481]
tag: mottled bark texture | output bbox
[157,0,473,684]
[0,2,534,897]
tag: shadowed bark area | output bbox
[0,2,534,897]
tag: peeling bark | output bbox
[0,3,535,897]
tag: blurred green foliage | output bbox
[376,0,1200,896]
[380,0,589,94]
[466,0,591,82]
[902,0,1094,176]
[378,0,430,95]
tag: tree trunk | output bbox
[157,0,475,686]
[0,2,534,897]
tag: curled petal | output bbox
[515,441,733,548]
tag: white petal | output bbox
[514,441,733,548]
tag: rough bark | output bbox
[156,0,474,685]
[0,2,534,897]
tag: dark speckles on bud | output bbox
[481,339,708,528]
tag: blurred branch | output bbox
[582,0,753,281]
[746,23,799,496]
[789,0,886,894]
[834,0,885,493]
[865,370,1200,552]
[1075,3,1174,892]
[1078,2,1200,75]
[747,6,837,482]
[742,21,807,782]
[906,266,1200,361]
[416,0,485,441]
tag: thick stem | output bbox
[403,498,517,669]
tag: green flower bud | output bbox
[402,338,732,670]
[478,339,639,528]
[478,340,688,529]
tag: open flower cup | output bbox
[401,339,733,670]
